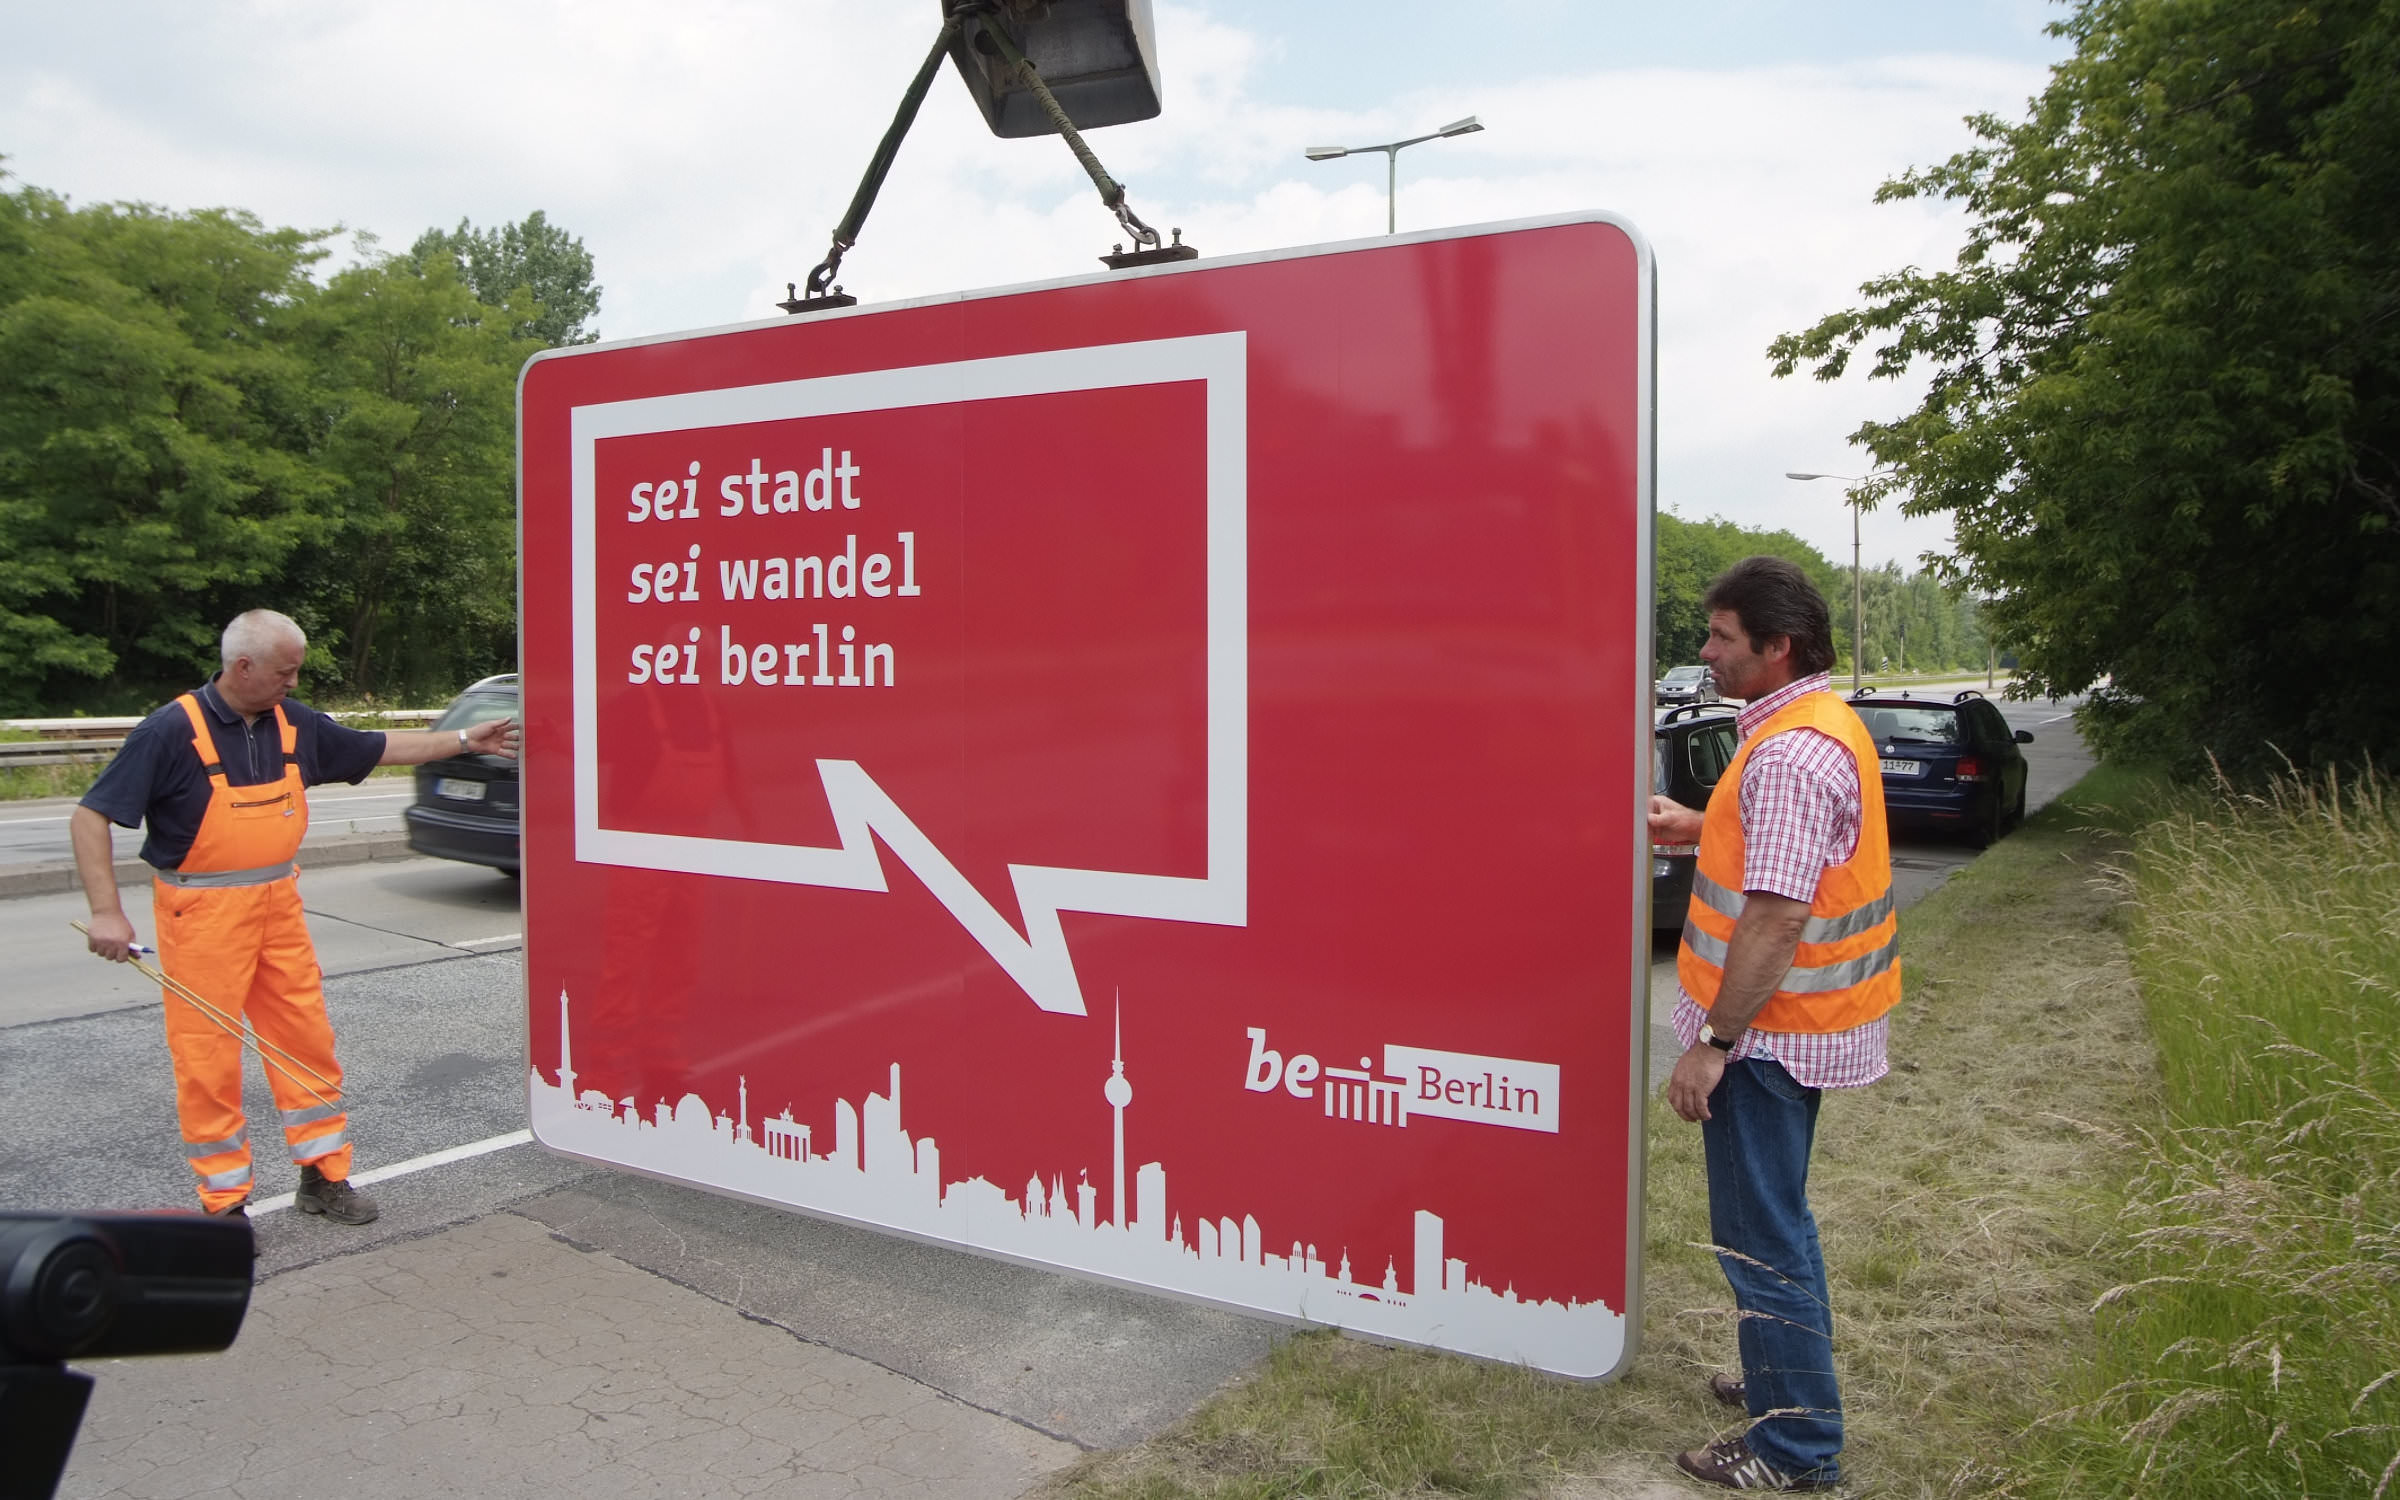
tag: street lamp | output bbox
[1785,469,1892,694]
[1304,116,1483,235]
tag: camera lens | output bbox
[35,1240,117,1350]
[1,1223,120,1359]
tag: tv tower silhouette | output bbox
[1104,991,1133,1229]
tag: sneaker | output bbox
[295,1164,379,1225]
[1674,1435,1837,1491]
[1709,1372,1748,1408]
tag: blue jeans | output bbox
[1702,1057,1843,1481]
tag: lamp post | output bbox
[1304,116,1483,234]
[1784,470,1891,694]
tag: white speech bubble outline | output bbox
[569,333,1247,1017]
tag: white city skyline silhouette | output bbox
[531,988,1624,1375]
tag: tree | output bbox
[0,169,589,711]
[1655,512,1840,665]
[284,251,525,698]
[0,183,340,711]
[411,211,602,346]
[1769,0,2400,776]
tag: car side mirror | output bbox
[2015,730,2034,744]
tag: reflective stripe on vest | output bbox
[1676,688,1902,1034]
[1679,917,1900,993]
[156,860,296,889]
[1689,870,1898,946]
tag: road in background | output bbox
[0,778,414,869]
[4,857,523,1027]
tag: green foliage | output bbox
[0,187,338,710]
[283,253,524,696]
[0,170,598,712]
[1843,560,1994,675]
[1654,512,1986,673]
[410,211,602,347]
[1770,0,2400,777]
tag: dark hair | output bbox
[1703,556,1836,676]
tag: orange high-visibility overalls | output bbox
[153,693,353,1212]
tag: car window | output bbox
[1978,702,2013,746]
[1688,723,1737,790]
[1868,706,1961,744]
[1662,666,1705,684]
[434,692,520,732]
[1652,737,1668,794]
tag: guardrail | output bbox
[1,710,443,769]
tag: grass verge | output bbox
[1997,767,2400,1498]
[1044,762,2166,1498]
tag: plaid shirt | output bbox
[1671,672,1890,1089]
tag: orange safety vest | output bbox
[1675,689,1901,1034]
[153,692,350,1211]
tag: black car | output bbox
[1652,701,1741,931]
[403,673,520,872]
[1847,688,2033,847]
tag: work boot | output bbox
[206,1196,250,1219]
[295,1164,379,1225]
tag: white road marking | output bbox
[455,932,523,948]
[249,1129,535,1216]
[2037,713,2075,725]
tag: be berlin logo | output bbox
[1240,1028,1560,1134]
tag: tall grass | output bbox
[2031,767,2400,1496]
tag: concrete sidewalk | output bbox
[65,1213,1080,1500]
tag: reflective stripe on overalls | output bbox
[153,693,352,1212]
[1675,690,1903,1035]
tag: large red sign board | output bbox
[518,214,1655,1377]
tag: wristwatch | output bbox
[1698,1022,1737,1052]
[456,728,469,748]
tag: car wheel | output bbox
[2007,783,2027,831]
[1969,793,2004,850]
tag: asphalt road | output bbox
[0,690,2091,1470]
[0,778,413,869]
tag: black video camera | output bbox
[0,1213,254,1500]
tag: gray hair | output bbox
[221,610,305,669]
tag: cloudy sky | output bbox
[2,1,2069,568]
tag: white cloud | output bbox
[1,2,2048,567]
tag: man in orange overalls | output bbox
[71,609,520,1221]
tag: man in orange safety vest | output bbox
[1647,557,1899,1493]
[71,610,520,1222]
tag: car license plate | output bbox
[437,777,486,801]
[1879,759,1923,777]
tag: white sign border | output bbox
[566,333,1248,1018]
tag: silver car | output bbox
[1655,664,1719,706]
